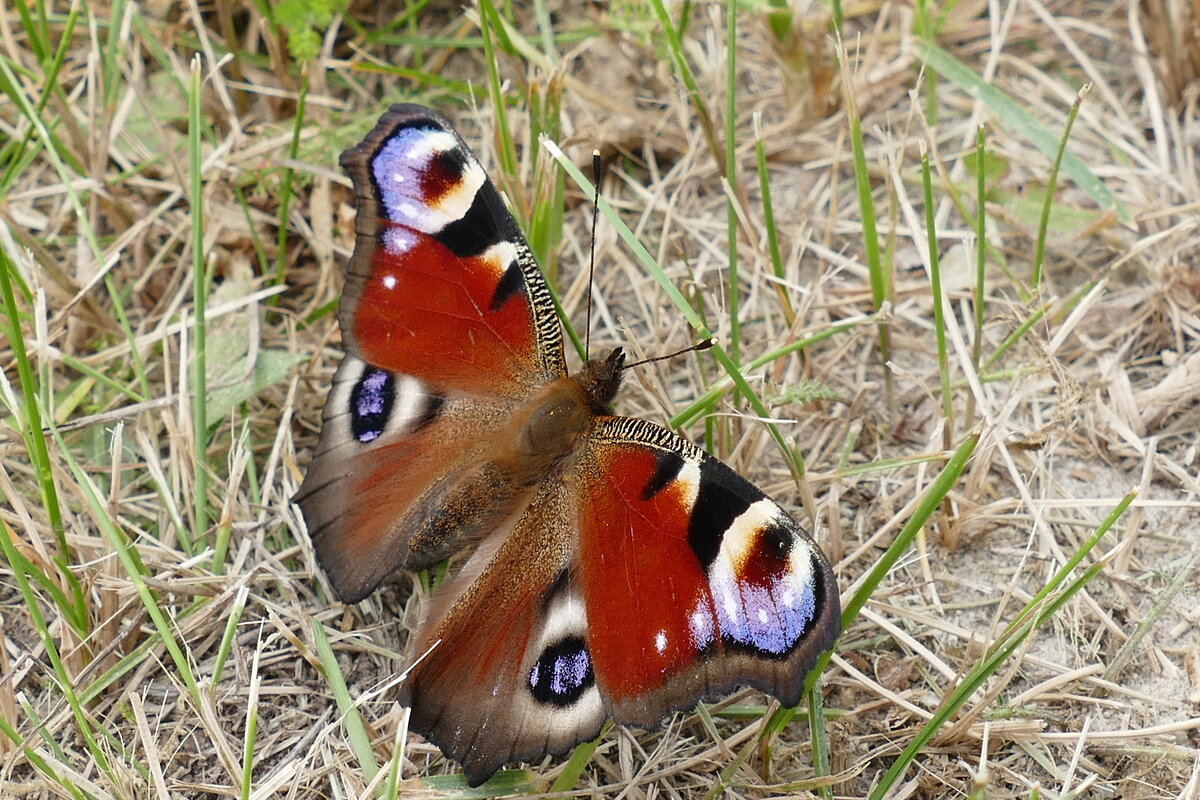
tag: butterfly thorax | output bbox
[570,347,625,416]
[508,347,622,477]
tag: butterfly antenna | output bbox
[622,337,717,371]
[585,150,601,359]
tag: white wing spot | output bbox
[654,630,668,654]
[721,586,740,622]
[381,274,397,290]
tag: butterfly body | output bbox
[296,104,840,785]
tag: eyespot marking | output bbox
[528,636,594,707]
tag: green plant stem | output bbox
[189,57,210,547]
[1031,84,1089,288]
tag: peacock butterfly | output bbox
[295,104,841,786]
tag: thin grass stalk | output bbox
[913,5,937,124]
[477,0,517,179]
[753,112,795,325]
[235,185,272,285]
[0,252,81,626]
[9,0,47,61]
[972,126,987,369]
[381,722,407,799]
[189,57,211,547]
[270,66,309,306]
[239,638,262,800]
[1031,84,1089,288]
[100,1,128,107]
[312,619,379,781]
[725,0,739,366]
[838,38,890,406]
[807,688,832,798]
[906,117,1013,302]
[649,0,724,174]
[210,586,249,686]
[531,0,555,57]
[965,126,987,430]
[920,142,953,445]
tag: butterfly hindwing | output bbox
[401,480,606,785]
[577,417,841,725]
[297,355,521,601]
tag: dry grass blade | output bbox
[0,1,1198,798]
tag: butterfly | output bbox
[294,103,841,786]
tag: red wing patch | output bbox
[577,443,710,700]
[353,230,538,393]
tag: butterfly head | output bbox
[574,348,625,415]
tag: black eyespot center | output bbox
[528,635,593,707]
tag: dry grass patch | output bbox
[1,1,1199,798]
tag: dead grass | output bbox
[1,0,1199,798]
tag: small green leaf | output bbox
[207,349,304,428]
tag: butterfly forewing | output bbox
[296,105,567,601]
[336,104,565,396]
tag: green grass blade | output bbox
[920,141,953,442]
[724,0,739,366]
[188,57,210,549]
[311,619,379,781]
[1031,85,1089,288]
